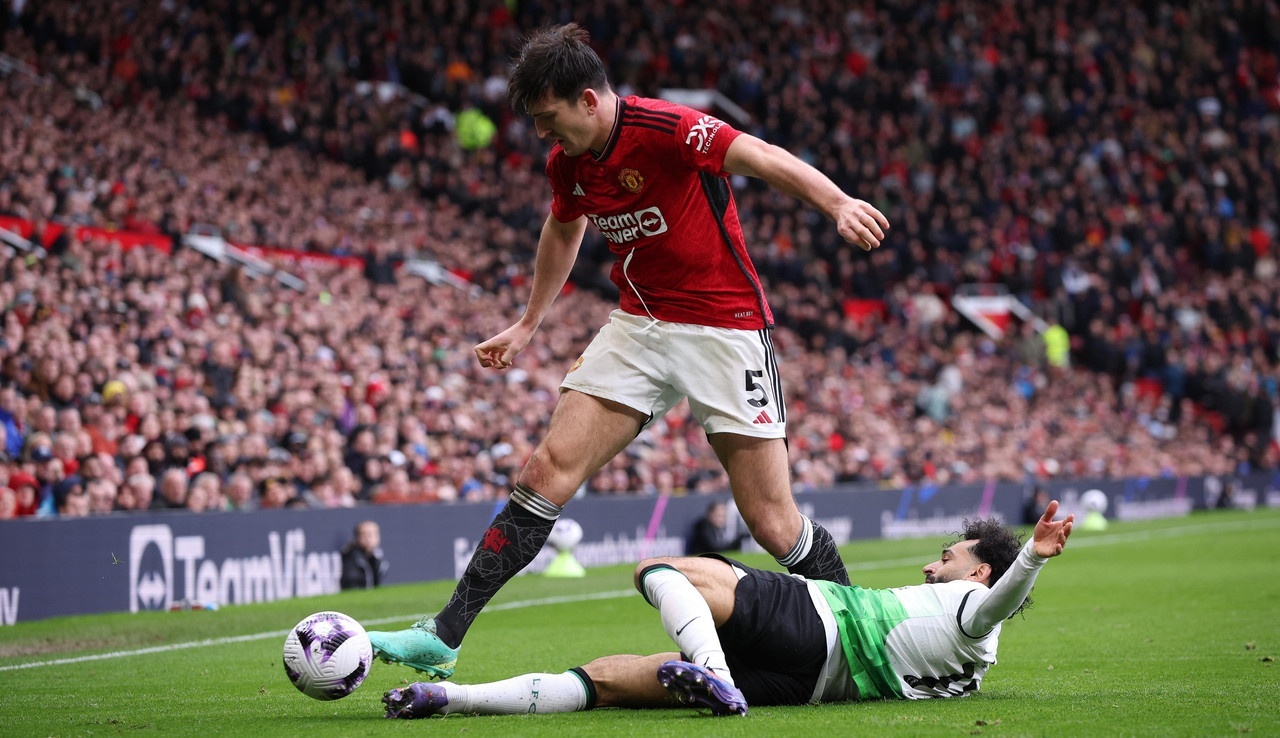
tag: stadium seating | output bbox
[0,0,1275,515]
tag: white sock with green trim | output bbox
[443,672,588,715]
[640,566,734,685]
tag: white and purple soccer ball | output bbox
[282,611,373,701]
[547,517,583,552]
[1081,489,1109,514]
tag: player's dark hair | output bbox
[508,22,610,114]
[959,517,1032,617]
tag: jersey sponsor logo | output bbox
[587,206,669,244]
[572,183,585,196]
[568,356,584,373]
[684,115,725,154]
[617,168,645,194]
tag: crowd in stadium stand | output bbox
[0,0,1277,517]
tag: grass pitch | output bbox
[2,507,1277,737]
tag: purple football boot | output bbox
[657,660,748,717]
[382,682,450,719]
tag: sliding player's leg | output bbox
[655,554,828,709]
[383,653,678,718]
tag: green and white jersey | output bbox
[805,540,1048,701]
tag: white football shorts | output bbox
[559,310,787,438]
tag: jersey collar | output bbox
[590,96,624,162]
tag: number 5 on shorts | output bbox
[744,370,770,408]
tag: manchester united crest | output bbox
[618,168,645,194]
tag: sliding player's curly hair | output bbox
[957,517,1032,617]
[507,22,610,114]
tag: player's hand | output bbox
[475,339,515,369]
[474,323,535,370]
[1032,500,1074,558]
[836,198,890,251]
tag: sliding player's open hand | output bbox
[1032,500,1074,558]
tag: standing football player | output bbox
[368,22,890,679]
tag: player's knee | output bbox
[517,448,578,505]
[519,444,559,484]
[741,512,796,555]
[633,557,678,592]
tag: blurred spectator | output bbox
[184,483,210,512]
[9,472,39,518]
[687,500,750,555]
[53,475,88,517]
[117,473,156,512]
[223,472,259,511]
[259,476,293,509]
[153,468,189,511]
[188,472,223,512]
[86,478,118,515]
[0,484,15,519]
[1022,486,1052,527]
[0,381,23,459]
[30,441,63,515]
[340,520,389,590]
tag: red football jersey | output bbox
[547,95,774,329]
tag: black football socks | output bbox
[432,484,562,649]
[777,515,850,586]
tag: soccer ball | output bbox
[282,611,373,701]
[1081,489,1109,514]
[547,517,583,552]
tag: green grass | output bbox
[3,507,1279,737]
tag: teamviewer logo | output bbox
[634,207,668,236]
[129,524,173,612]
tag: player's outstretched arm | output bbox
[475,214,587,369]
[961,500,1073,634]
[1032,500,1074,559]
[722,134,889,251]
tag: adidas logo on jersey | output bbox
[752,411,774,424]
[572,183,585,196]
